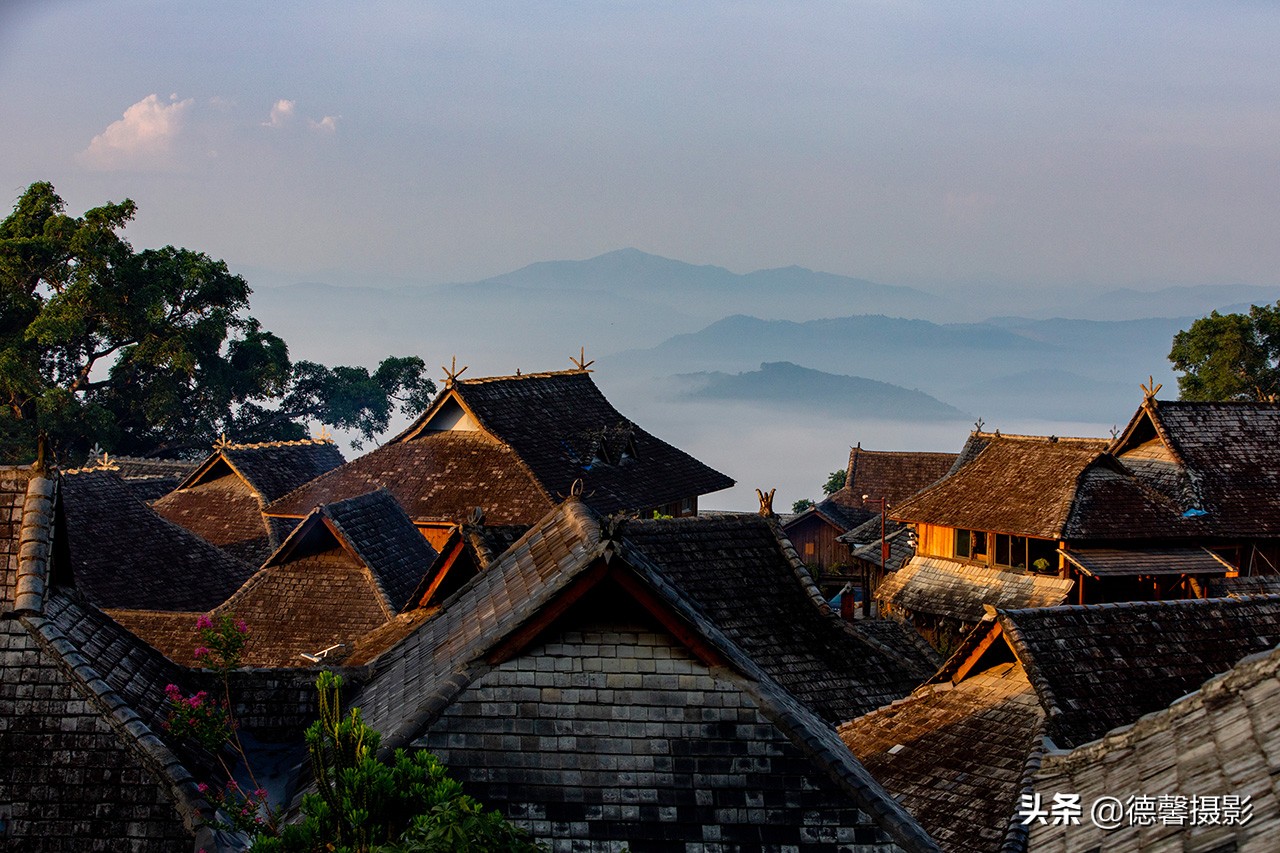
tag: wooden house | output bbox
[265,367,734,549]
[151,437,345,565]
[885,396,1280,644]
[782,445,957,601]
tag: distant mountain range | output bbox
[676,362,968,421]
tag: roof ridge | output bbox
[13,472,56,615]
[455,368,592,384]
[218,436,338,450]
[973,431,1107,444]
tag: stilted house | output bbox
[885,393,1280,646]
[151,437,345,565]
[341,497,942,850]
[265,366,734,549]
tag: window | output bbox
[954,529,987,561]
[995,534,1030,569]
[1028,538,1058,574]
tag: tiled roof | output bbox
[153,440,345,565]
[998,595,1280,748]
[197,490,437,667]
[1208,575,1280,597]
[350,498,938,851]
[265,431,555,524]
[1058,458,1199,540]
[98,455,200,481]
[400,369,735,514]
[890,435,1109,538]
[618,514,940,722]
[1,465,36,613]
[1113,399,1280,537]
[153,470,278,565]
[60,470,255,611]
[876,556,1074,623]
[839,662,1045,853]
[843,516,915,573]
[827,447,960,521]
[1029,643,1280,852]
[784,496,865,534]
[1060,546,1232,577]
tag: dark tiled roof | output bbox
[828,447,959,518]
[877,556,1074,623]
[1060,546,1231,577]
[1208,574,1280,597]
[153,470,278,565]
[189,490,436,667]
[784,496,864,534]
[401,370,735,513]
[1114,400,1280,537]
[1,465,35,613]
[265,431,555,524]
[101,456,200,481]
[999,595,1280,748]
[891,435,1109,538]
[60,470,255,611]
[618,514,938,722]
[350,498,937,851]
[121,477,182,503]
[844,516,915,573]
[317,489,439,612]
[216,439,346,503]
[1029,643,1280,852]
[840,662,1045,853]
[1058,459,1199,540]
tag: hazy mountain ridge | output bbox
[676,361,968,421]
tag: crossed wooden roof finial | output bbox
[214,433,233,450]
[571,347,595,372]
[442,356,469,388]
[974,417,985,433]
[756,487,776,517]
[313,425,333,443]
[1140,376,1163,401]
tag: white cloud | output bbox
[308,115,339,133]
[78,94,193,171]
[263,98,296,128]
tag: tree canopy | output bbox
[1,181,435,463]
[1168,302,1280,402]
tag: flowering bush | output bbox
[163,683,234,753]
[193,612,250,674]
[199,779,281,837]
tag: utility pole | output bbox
[862,495,887,619]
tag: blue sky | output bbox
[3,1,1278,292]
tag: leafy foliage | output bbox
[821,468,846,495]
[251,672,540,853]
[791,498,814,513]
[1169,302,1280,401]
[0,181,434,463]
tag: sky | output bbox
[3,1,1279,293]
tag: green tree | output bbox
[251,672,541,853]
[0,182,434,462]
[1169,302,1280,401]
[791,498,814,513]
[822,468,846,495]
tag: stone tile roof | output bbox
[349,497,938,851]
[0,465,36,613]
[1060,546,1232,577]
[828,446,960,521]
[1113,399,1280,537]
[0,474,209,850]
[890,435,1110,538]
[265,431,556,524]
[399,369,735,514]
[153,439,344,565]
[99,455,201,481]
[843,516,915,573]
[618,514,939,723]
[1029,643,1280,852]
[783,496,864,535]
[1058,458,1201,540]
[998,595,1280,748]
[402,516,531,611]
[876,556,1074,623]
[1208,574,1280,597]
[839,662,1046,853]
[60,469,255,611]
[189,490,437,667]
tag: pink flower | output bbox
[195,614,213,630]
[193,646,211,658]
[197,782,209,793]
[235,619,248,634]
[165,684,181,699]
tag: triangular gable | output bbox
[174,452,247,493]
[1109,397,1184,466]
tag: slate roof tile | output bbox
[998,595,1280,748]
[877,556,1074,622]
[839,662,1045,853]
[828,447,960,522]
[60,469,255,611]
